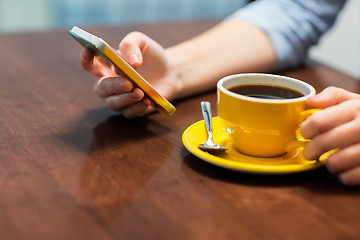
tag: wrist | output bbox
[166,47,216,100]
[165,48,188,99]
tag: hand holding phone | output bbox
[69,26,176,116]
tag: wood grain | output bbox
[0,20,359,240]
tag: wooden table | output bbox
[1,20,360,240]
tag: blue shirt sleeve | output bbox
[229,0,346,71]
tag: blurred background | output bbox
[0,0,358,78]
[308,0,359,79]
[0,0,247,33]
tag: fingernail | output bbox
[82,49,94,61]
[338,173,347,185]
[326,159,335,173]
[300,122,310,139]
[131,90,142,99]
[141,98,151,106]
[119,80,133,92]
[312,94,321,100]
[82,52,89,61]
[128,54,140,66]
[302,146,316,161]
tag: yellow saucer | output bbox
[182,117,330,174]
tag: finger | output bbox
[94,77,133,98]
[303,115,360,160]
[105,88,145,111]
[121,97,154,119]
[80,49,112,78]
[327,142,360,174]
[80,48,95,71]
[118,32,145,68]
[306,86,360,109]
[95,54,113,69]
[301,99,360,139]
[339,167,360,186]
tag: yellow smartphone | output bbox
[69,26,176,116]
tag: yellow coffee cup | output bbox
[217,73,316,158]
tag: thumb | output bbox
[307,86,360,108]
[118,32,147,68]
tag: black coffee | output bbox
[228,84,304,100]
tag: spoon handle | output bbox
[201,101,213,138]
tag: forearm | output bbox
[165,19,276,99]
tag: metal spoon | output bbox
[198,101,227,153]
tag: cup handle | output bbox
[285,108,321,154]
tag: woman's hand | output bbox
[80,32,182,118]
[301,86,360,186]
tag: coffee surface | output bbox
[228,84,304,100]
